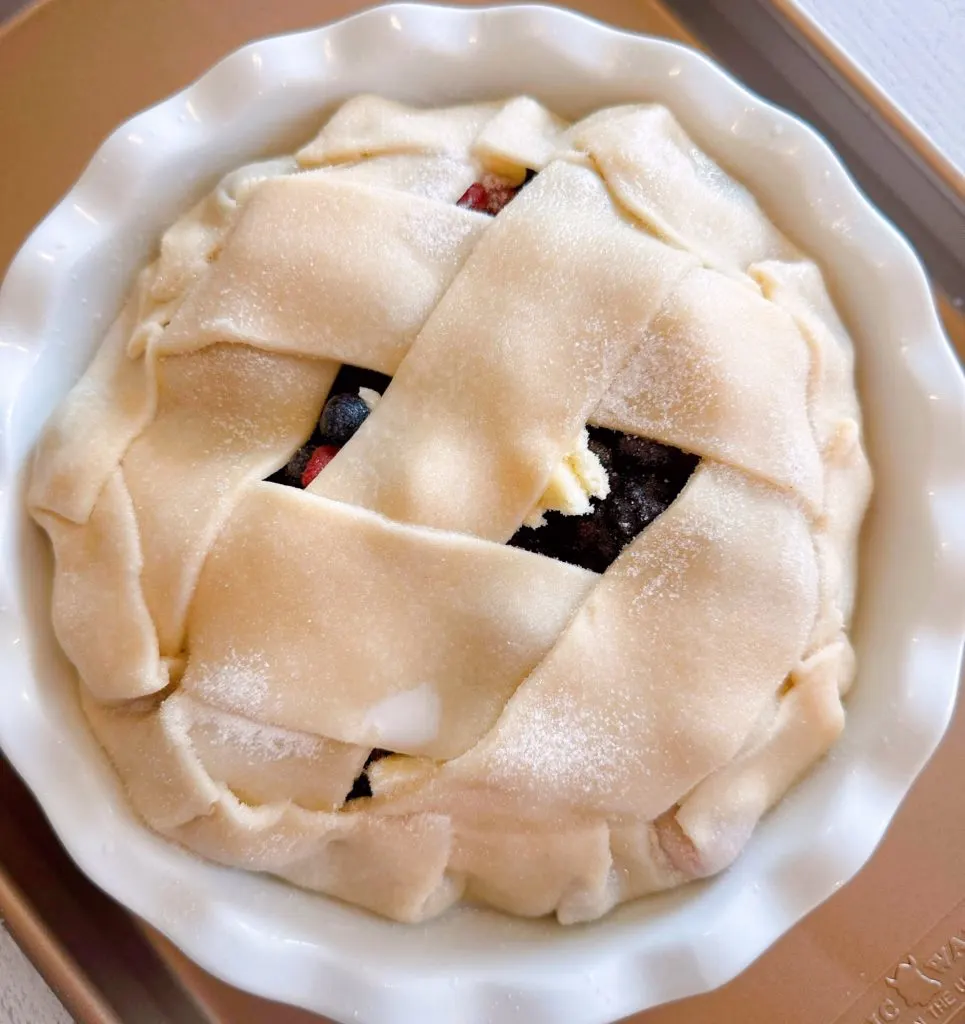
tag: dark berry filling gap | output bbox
[508,428,698,574]
[266,365,391,488]
[270,369,697,575]
[345,748,391,803]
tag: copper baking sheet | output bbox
[0,1,962,1022]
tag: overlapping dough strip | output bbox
[28,296,156,524]
[36,470,165,701]
[26,95,871,924]
[567,104,797,274]
[591,267,823,510]
[160,177,489,369]
[296,96,502,165]
[752,259,872,660]
[311,161,697,538]
[183,483,598,759]
[369,462,818,824]
[124,345,336,655]
[87,682,458,921]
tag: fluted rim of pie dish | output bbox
[1,5,964,1022]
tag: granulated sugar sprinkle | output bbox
[191,650,271,716]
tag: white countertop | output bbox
[794,0,965,173]
[0,926,70,1024]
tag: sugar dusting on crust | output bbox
[191,650,270,716]
[398,201,483,266]
[482,687,640,805]
[188,702,321,762]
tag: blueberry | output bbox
[607,478,669,542]
[617,434,678,471]
[268,444,313,489]
[319,392,371,445]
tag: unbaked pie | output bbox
[28,95,872,924]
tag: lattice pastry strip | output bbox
[471,96,569,181]
[308,154,477,201]
[310,161,697,539]
[592,267,823,511]
[124,344,336,655]
[161,177,489,369]
[29,296,155,524]
[295,96,503,165]
[568,105,798,275]
[182,483,598,759]
[170,693,370,813]
[752,259,872,657]
[26,94,873,925]
[669,637,851,878]
[36,469,166,702]
[367,461,818,823]
[81,687,220,831]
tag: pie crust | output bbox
[28,95,872,924]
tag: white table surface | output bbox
[794,0,965,173]
[0,2,961,1023]
[0,926,71,1024]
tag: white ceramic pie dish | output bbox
[1,5,964,1022]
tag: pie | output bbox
[27,95,872,924]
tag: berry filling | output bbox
[301,445,339,487]
[508,428,698,574]
[456,169,536,216]
[266,365,390,490]
[345,748,391,802]
[319,392,371,445]
[270,369,697,576]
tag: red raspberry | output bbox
[457,179,520,216]
[301,445,339,487]
[456,182,490,212]
[483,183,518,214]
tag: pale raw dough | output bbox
[183,483,598,759]
[524,428,610,528]
[309,161,696,539]
[28,96,872,925]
